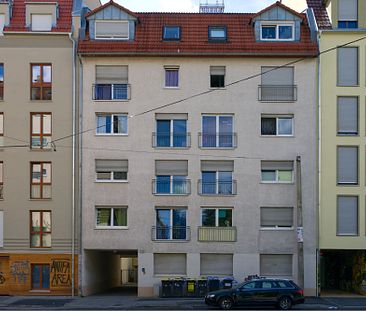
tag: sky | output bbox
[107,0,308,13]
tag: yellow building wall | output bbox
[320,31,366,249]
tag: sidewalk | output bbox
[0,295,365,310]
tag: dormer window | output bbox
[31,14,52,31]
[163,26,180,41]
[260,22,294,41]
[208,26,227,42]
[338,0,358,28]
[95,20,129,40]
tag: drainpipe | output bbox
[296,156,304,289]
[68,32,76,298]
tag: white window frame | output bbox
[95,20,129,40]
[201,114,234,148]
[96,113,128,136]
[95,206,128,229]
[96,171,128,183]
[164,66,179,88]
[260,21,295,41]
[201,207,233,227]
[261,169,294,184]
[261,116,294,137]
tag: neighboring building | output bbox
[78,1,318,296]
[307,0,366,295]
[0,0,97,296]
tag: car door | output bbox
[253,280,278,305]
[236,281,259,306]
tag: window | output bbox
[0,14,4,35]
[337,146,358,185]
[163,26,180,40]
[30,211,51,247]
[0,162,3,200]
[155,115,188,148]
[260,66,295,101]
[96,206,127,228]
[260,22,294,40]
[208,26,227,41]
[337,196,358,236]
[95,159,128,182]
[200,160,234,195]
[31,264,50,289]
[31,113,52,149]
[0,64,3,100]
[337,97,358,135]
[261,116,293,136]
[201,115,234,148]
[261,161,293,183]
[155,160,189,195]
[154,253,186,275]
[260,207,293,229]
[31,162,51,199]
[210,66,225,88]
[260,254,292,276]
[94,65,129,100]
[155,208,187,240]
[31,64,52,100]
[31,14,52,31]
[200,254,233,276]
[95,20,129,40]
[201,208,232,227]
[338,0,358,28]
[337,47,358,86]
[164,66,179,88]
[96,113,128,135]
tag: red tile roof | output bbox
[4,0,73,32]
[78,11,318,56]
[306,0,332,29]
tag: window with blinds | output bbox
[154,253,186,275]
[338,0,358,28]
[260,254,292,276]
[96,66,128,84]
[337,97,358,135]
[261,161,293,183]
[337,196,358,236]
[200,253,233,275]
[337,47,358,86]
[337,146,358,184]
[210,66,225,88]
[95,159,128,181]
[260,207,293,229]
[95,20,129,39]
[31,14,52,31]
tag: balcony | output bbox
[198,133,237,148]
[258,85,297,102]
[152,132,191,148]
[198,180,237,196]
[92,84,131,101]
[151,226,191,241]
[198,226,237,242]
[152,179,191,195]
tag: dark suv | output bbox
[204,278,304,310]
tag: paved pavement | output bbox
[0,295,365,310]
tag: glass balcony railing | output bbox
[92,84,130,101]
[258,85,297,102]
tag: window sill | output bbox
[154,274,187,277]
[259,100,296,103]
[154,147,190,150]
[29,198,52,201]
[95,227,128,230]
[29,148,53,152]
[260,181,294,185]
[154,193,190,196]
[29,100,53,103]
[29,290,51,293]
[153,240,190,243]
[93,99,130,102]
[337,134,359,137]
[163,86,180,90]
[337,183,359,187]
[260,227,294,231]
[199,147,236,150]
[95,180,128,183]
[209,87,226,90]
[95,134,129,137]
[261,135,294,138]
[199,194,236,197]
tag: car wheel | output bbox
[219,297,233,310]
[278,296,293,310]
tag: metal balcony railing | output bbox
[198,133,237,148]
[152,132,191,148]
[198,226,237,242]
[152,179,191,195]
[258,85,297,102]
[151,226,191,241]
[92,83,131,100]
[198,180,237,195]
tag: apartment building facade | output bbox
[0,0,101,296]
[78,1,318,297]
[307,0,366,295]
